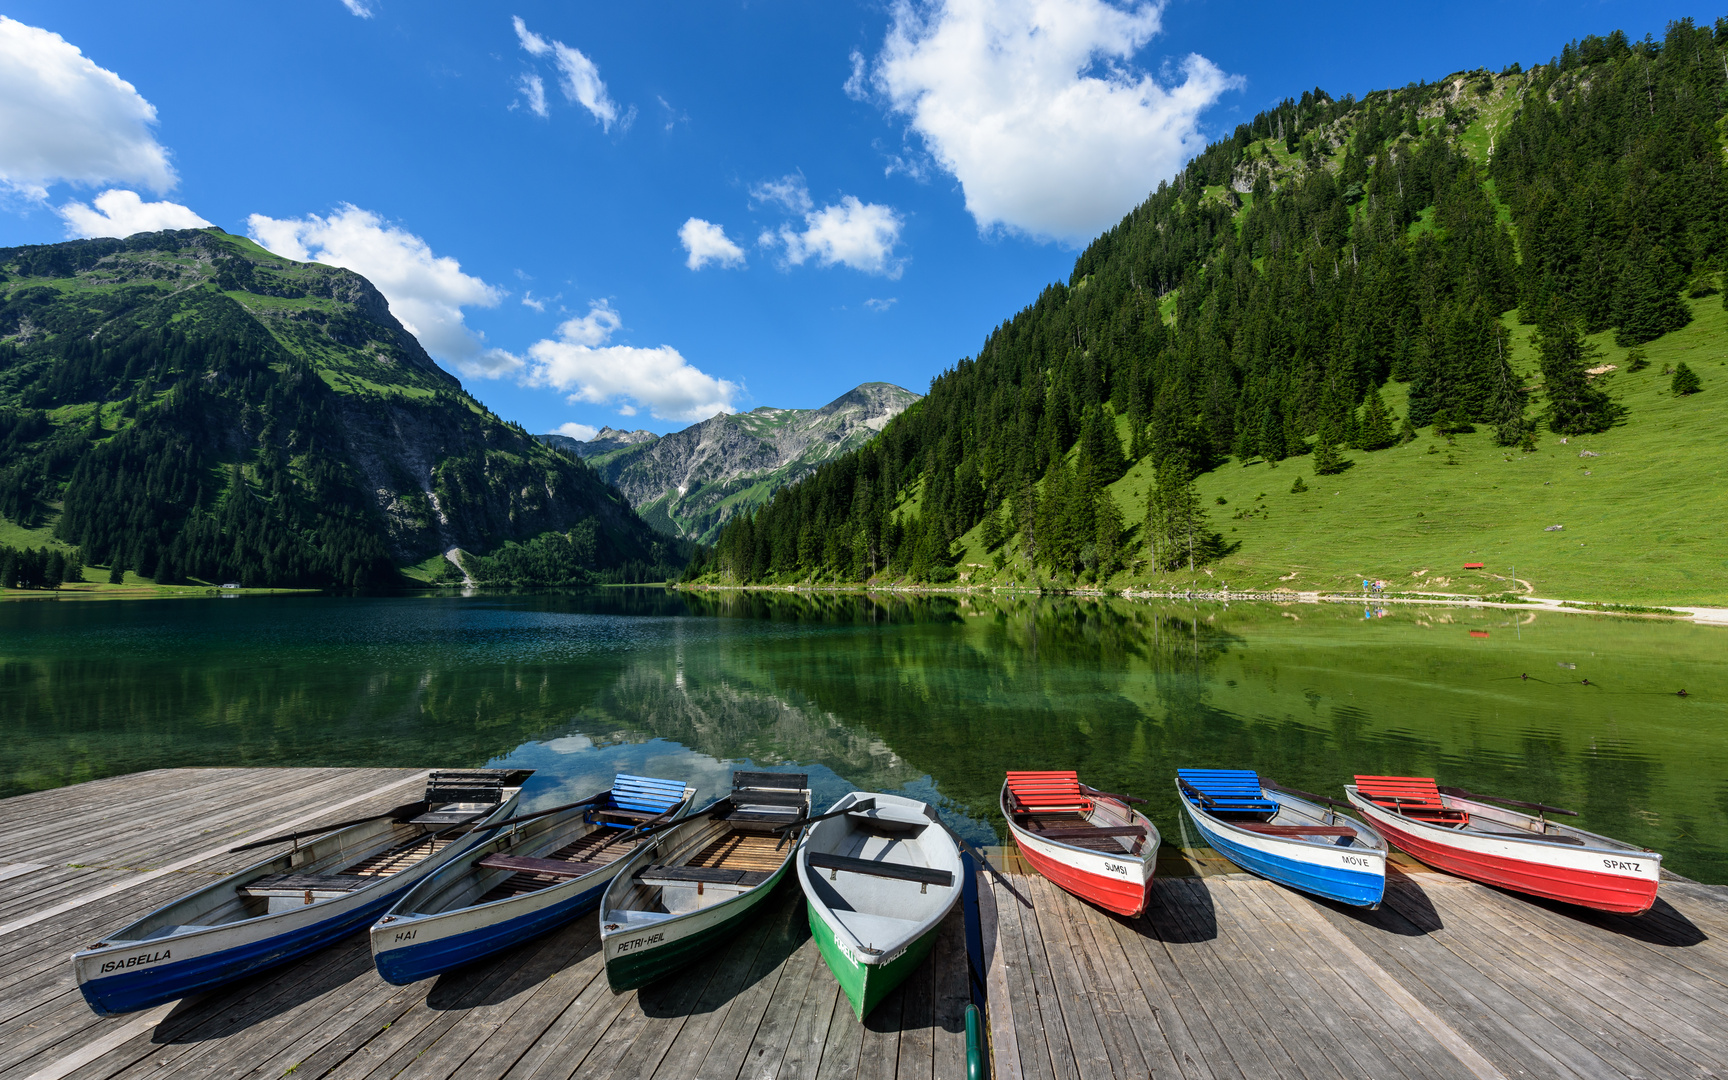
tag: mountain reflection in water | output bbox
[0,587,1722,882]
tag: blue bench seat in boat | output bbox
[1177,769,1279,814]
[610,774,689,815]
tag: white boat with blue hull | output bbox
[73,770,531,1016]
[370,774,694,985]
[1176,769,1387,908]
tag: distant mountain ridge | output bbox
[542,382,919,543]
[0,228,680,587]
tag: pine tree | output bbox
[1613,236,1690,346]
[108,559,124,585]
[1093,487,1127,581]
[1535,304,1621,435]
[1359,390,1398,450]
[1671,362,1702,396]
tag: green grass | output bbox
[955,294,1728,605]
[0,516,68,550]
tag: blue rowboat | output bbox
[1175,769,1386,907]
[73,770,531,1016]
[369,774,695,985]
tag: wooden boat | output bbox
[74,770,531,1016]
[1000,771,1158,917]
[796,790,962,1020]
[1176,769,1386,907]
[369,774,694,985]
[599,771,809,992]
[1346,775,1662,914]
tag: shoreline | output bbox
[673,580,1728,626]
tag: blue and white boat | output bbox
[369,773,695,985]
[1175,769,1387,907]
[73,770,531,1016]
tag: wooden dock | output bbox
[2,768,1726,1080]
[0,768,970,1080]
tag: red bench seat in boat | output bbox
[1005,771,1091,814]
[1354,775,1468,825]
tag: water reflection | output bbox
[0,588,1722,882]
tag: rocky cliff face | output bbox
[542,426,660,459]
[541,383,919,543]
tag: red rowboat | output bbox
[1000,771,1159,917]
[1346,775,1661,915]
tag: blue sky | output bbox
[0,1,1713,439]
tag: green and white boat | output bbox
[598,771,810,992]
[795,790,962,1020]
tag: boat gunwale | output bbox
[1343,785,1660,861]
[1177,781,1388,855]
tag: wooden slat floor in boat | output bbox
[475,827,644,903]
[686,830,793,872]
[347,833,457,877]
[0,769,969,1080]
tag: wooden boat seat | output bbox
[807,851,954,888]
[638,865,772,887]
[1177,769,1279,814]
[609,774,689,815]
[1236,824,1358,838]
[240,873,371,897]
[722,810,803,832]
[477,854,605,879]
[1355,775,1469,825]
[594,809,660,825]
[1006,770,1091,813]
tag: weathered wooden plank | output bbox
[446,926,608,1080]
[1101,891,1233,1080]
[770,951,841,1080]
[810,974,863,1080]
[687,891,804,1080]
[991,874,1066,1080]
[894,925,936,1080]
[733,931,821,1080]
[853,971,904,1080]
[929,905,969,1080]
[1033,876,1148,1080]
[975,872,1021,1080]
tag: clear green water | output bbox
[3,589,1724,883]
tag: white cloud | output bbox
[679,218,746,271]
[750,173,814,214]
[511,16,625,132]
[0,16,178,199]
[521,291,546,312]
[769,196,904,278]
[554,422,599,442]
[246,205,519,379]
[864,297,898,312]
[340,0,374,17]
[516,73,548,118]
[844,49,869,101]
[57,188,209,238]
[525,300,738,422]
[870,0,1240,242]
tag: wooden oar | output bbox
[229,801,428,852]
[1437,786,1578,817]
[774,798,877,848]
[931,818,1033,909]
[1081,784,1147,805]
[591,804,685,855]
[459,792,612,833]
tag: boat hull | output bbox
[601,861,790,992]
[373,874,611,986]
[1178,799,1383,907]
[808,902,941,1021]
[73,797,516,1016]
[1001,781,1156,917]
[1346,788,1660,915]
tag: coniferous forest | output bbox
[690,19,1725,587]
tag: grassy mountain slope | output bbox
[0,228,681,587]
[693,19,1728,605]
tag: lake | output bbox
[3,588,1724,883]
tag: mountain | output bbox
[542,382,919,543]
[0,228,683,587]
[542,426,659,459]
[690,20,1728,603]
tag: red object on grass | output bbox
[1469,630,1490,638]
[1346,775,1661,914]
[1463,562,1485,569]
